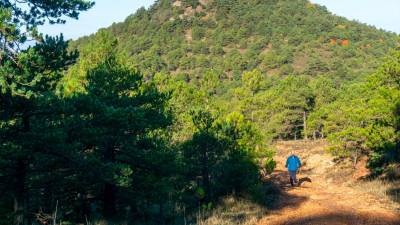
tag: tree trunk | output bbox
[76,192,90,222]
[14,115,31,225]
[14,160,26,225]
[103,145,116,217]
[159,203,165,225]
[104,183,116,217]
[303,111,308,141]
[202,149,210,202]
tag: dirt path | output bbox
[257,141,400,225]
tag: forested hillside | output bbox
[64,0,399,166]
[0,0,399,224]
[70,0,398,79]
[1,1,273,224]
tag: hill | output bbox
[63,0,399,151]
[70,0,398,79]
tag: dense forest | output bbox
[0,0,399,224]
[67,0,399,171]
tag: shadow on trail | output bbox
[263,169,309,210]
[298,177,312,186]
[274,212,400,225]
[269,169,312,190]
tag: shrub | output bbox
[264,158,276,174]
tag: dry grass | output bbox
[352,179,400,205]
[197,196,267,225]
[86,196,268,225]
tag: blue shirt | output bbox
[286,155,301,172]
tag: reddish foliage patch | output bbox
[341,39,350,46]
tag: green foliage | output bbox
[192,26,206,40]
[1,35,77,97]
[308,51,400,174]
[182,0,200,8]
[68,0,400,147]
[0,0,93,26]
[215,112,262,153]
[71,0,398,80]
[61,30,120,95]
[242,69,263,95]
[2,0,400,223]
[182,110,273,204]
[69,55,174,219]
[264,158,277,175]
[0,0,93,61]
[0,3,93,223]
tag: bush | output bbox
[214,152,260,195]
[182,110,274,205]
[264,158,276,174]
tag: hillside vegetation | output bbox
[65,0,399,173]
[71,0,398,79]
[0,0,399,224]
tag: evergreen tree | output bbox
[0,1,93,223]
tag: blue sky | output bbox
[39,0,155,39]
[39,0,400,40]
[310,0,400,34]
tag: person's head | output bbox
[290,150,296,156]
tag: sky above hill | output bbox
[311,0,400,34]
[39,0,400,40]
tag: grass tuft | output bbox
[196,196,267,225]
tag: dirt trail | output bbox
[258,141,400,225]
